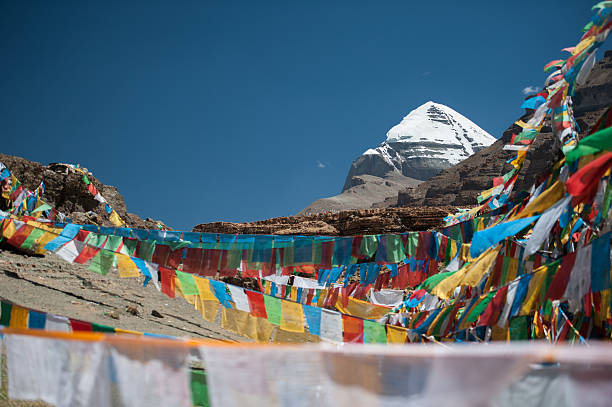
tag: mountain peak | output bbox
[300,102,496,215]
[346,102,496,189]
[385,101,495,148]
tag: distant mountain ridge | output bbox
[300,102,495,215]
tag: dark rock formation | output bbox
[0,153,168,229]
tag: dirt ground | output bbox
[0,245,245,342]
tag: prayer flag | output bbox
[280,300,304,333]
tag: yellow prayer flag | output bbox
[459,244,472,262]
[460,246,499,287]
[192,275,218,301]
[573,35,595,56]
[509,181,565,221]
[280,300,305,333]
[33,231,58,254]
[289,286,298,302]
[510,150,527,169]
[221,307,250,335]
[433,246,499,299]
[109,210,126,227]
[317,289,328,308]
[9,305,28,329]
[506,258,519,283]
[386,325,407,344]
[334,296,390,320]
[450,240,458,260]
[519,266,548,315]
[242,312,275,342]
[196,298,219,323]
[432,264,469,299]
[1,219,17,240]
[116,254,141,278]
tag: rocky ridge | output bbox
[0,153,168,229]
[194,206,456,236]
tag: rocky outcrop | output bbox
[398,50,612,207]
[0,153,168,229]
[194,206,456,236]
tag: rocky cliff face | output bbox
[0,153,168,229]
[194,206,455,236]
[397,50,612,207]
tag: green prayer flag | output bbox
[0,302,12,326]
[225,249,242,270]
[281,245,293,267]
[167,241,191,251]
[509,316,530,341]
[444,237,452,264]
[602,180,612,219]
[420,270,457,292]
[103,235,123,251]
[539,261,560,303]
[20,228,45,250]
[32,202,52,213]
[82,174,90,185]
[190,369,211,407]
[176,271,199,296]
[363,320,387,343]
[312,240,322,265]
[542,299,552,319]
[121,239,138,256]
[464,292,496,324]
[360,235,378,258]
[565,127,612,162]
[405,232,419,257]
[263,296,281,325]
[568,313,584,342]
[138,240,156,262]
[84,233,106,248]
[430,305,453,336]
[500,256,510,285]
[385,235,405,263]
[88,250,115,275]
[91,322,115,333]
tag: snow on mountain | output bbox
[342,101,495,190]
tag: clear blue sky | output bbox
[0,1,606,230]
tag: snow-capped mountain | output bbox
[342,101,495,190]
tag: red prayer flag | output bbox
[245,290,267,318]
[183,248,204,274]
[478,286,508,326]
[159,266,176,298]
[70,319,93,332]
[7,224,33,248]
[545,252,576,300]
[73,245,100,264]
[566,152,612,206]
[342,315,364,343]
